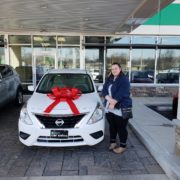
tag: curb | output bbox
[129,120,180,180]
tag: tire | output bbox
[15,88,23,106]
[172,98,178,117]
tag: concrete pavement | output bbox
[0,96,173,180]
[0,174,169,180]
[129,97,180,180]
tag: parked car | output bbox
[131,70,154,83]
[90,70,100,80]
[172,92,179,117]
[19,69,105,147]
[0,64,23,108]
[94,74,103,83]
[157,72,179,84]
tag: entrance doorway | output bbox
[33,51,56,87]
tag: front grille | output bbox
[37,135,84,143]
[35,114,85,129]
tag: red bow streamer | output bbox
[44,87,82,115]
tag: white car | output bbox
[18,69,105,147]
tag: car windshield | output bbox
[36,73,95,94]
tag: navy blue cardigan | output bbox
[102,75,132,108]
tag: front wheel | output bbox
[15,88,23,106]
[172,98,178,117]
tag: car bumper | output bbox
[18,119,104,147]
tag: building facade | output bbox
[0,35,179,87]
[0,0,179,96]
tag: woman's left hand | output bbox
[108,103,115,109]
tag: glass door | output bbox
[33,51,56,87]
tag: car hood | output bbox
[27,92,99,115]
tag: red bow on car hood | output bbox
[44,87,82,115]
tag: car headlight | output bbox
[87,103,103,125]
[19,104,33,125]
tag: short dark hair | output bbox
[112,62,121,68]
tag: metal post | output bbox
[4,34,9,65]
[32,53,36,88]
[177,72,180,120]
[103,37,106,83]
[80,35,85,69]
[154,36,158,84]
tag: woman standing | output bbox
[102,62,132,154]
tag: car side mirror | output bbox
[97,85,103,92]
[148,74,154,79]
[28,85,35,92]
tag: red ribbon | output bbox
[44,87,82,115]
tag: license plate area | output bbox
[50,130,68,138]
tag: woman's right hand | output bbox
[105,95,112,101]
[108,103,115,109]
[105,95,117,106]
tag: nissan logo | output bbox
[55,119,64,127]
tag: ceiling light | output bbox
[43,36,49,41]
[40,5,48,9]
[58,37,66,42]
[33,36,43,41]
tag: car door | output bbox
[3,66,17,100]
[0,66,8,107]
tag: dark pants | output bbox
[106,112,129,148]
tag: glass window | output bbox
[157,49,180,84]
[58,47,80,69]
[35,54,55,85]
[85,48,104,83]
[57,36,80,45]
[132,36,156,44]
[106,36,130,44]
[36,73,94,94]
[0,35,4,45]
[85,36,104,44]
[0,47,5,64]
[131,49,155,83]
[33,36,56,47]
[0,35,5,64]
[160,37,180,45]
[33,47,56,52]
[106,49,129,77]
[9,45,32,85]
[9,35,31,44]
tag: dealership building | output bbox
[0,0,179,99]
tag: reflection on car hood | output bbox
[27,92,99,115]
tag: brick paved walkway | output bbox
[0,102,165,177]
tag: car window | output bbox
[0,66,13,78]
[0,66,5,75]
[36,73,95,94]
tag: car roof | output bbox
[47,69,89,74]
[0,64,14,69]
[0,64,10,67]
